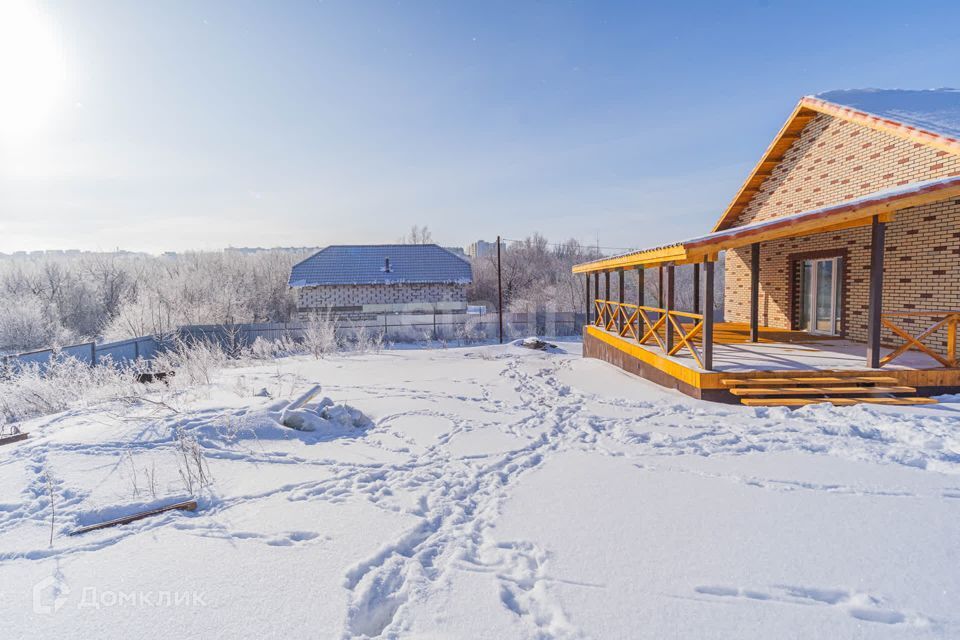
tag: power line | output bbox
[499,237,638,253]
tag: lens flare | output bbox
[0,0,67,139]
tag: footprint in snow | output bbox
[693,584,927,627]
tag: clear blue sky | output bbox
[2,0,958,253]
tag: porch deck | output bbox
[584,323,960,402]
[664,321,943,372]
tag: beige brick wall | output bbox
[730,113,960,228]
[724,113,960,356]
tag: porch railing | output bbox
[594,299,705,368]
[880,311,960,367]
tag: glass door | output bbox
[800,257,840,335]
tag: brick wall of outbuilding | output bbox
[297,282,467,314]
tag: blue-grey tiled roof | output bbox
[289,244,473,287]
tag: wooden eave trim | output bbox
[711,101,814,233]
[689,181,960,256]
[571,246,688,274]
[571,179,957,275]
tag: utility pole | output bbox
[497,235,503,344]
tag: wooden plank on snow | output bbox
[70,499,198,536]
[0,432,29,447]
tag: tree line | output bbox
[0,235,724,353]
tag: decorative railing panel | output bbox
[594,300,705,367]
[879,311,960,367]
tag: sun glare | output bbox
[0,0,67,139]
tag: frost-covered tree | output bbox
[0,250,308,352]
[400,225,434,244]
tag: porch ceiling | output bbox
[572,175,960,274]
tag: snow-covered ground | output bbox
[2,341,960,639]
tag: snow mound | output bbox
[813,88,960,140]
[514,337,563,352]
[278,397,373,433]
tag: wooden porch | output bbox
[584,306,960,405]
[573,188,960,405]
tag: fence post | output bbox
[90,342,97,366]
[949,314,958,366]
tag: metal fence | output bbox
[2,335,161,370]
[1,311,587,371]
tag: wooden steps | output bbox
[721,376,899,386]
[741,397,938,407]
[722,375,936,408]
[730,386,917,397]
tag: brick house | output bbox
[574,89,960,405]
[720,89,960,356]
[289,244,472,319]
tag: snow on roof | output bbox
[685,174,960,249]
[813,88,960,141]
[289,244,472,287]
[573,175,960,272]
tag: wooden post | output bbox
[658,266,664,309]
[637,267,644,308]
[749,242,760,342]
[866,216,886,368]
[636,267,644,341]
[665,265,675,353]
[617,268,625,332]
[497,235,503,344]
[703,260,714,370]
[593,272,599,324]
[585,273,591,327]
[693,263,701,315]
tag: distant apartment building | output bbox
[466,239,505,258]
[288,244,473,319]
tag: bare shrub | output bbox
[151,337,228,387]
[144,460,159,500]
[47,467,57,547]
[174,427,212,495]
[455,318,488,346]
[248,334,300,360]
[0,354,141,428]
[347,323,384,354]
[124,450,141,498]
[301,310,339,359]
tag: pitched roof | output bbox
[811,88,960,141]
[572,175,960,273]
[712,88,960,232]
[289,244,472,287]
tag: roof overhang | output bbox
[711,96,960,233]
[572,176,960,274]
